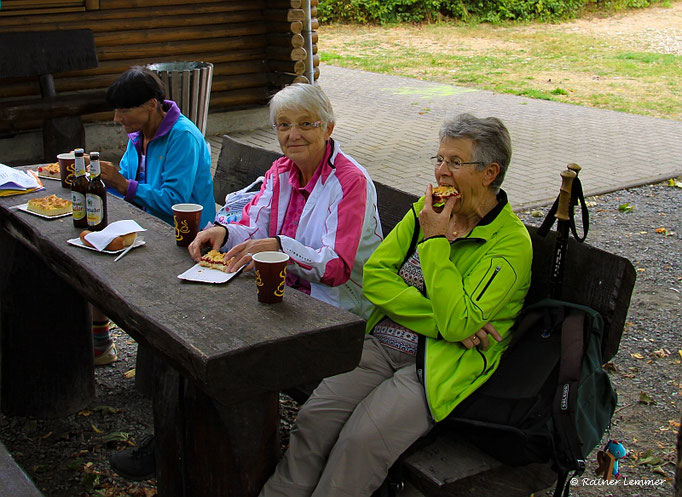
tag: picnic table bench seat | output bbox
[214,134,637,497]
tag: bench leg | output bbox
[154,360,279,497]
[43,116,86,162]
[0,236,95,418]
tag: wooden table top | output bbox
[0,171,366,402]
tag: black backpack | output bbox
[445,299,616,496]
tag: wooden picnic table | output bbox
[0,168,366,496]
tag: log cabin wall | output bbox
[0,0,320,133]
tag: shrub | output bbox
[317,0,667,24]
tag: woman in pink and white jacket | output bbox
[189,83,383,318]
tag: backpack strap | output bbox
[538,176,589,242]
[402,205,420,266]
[552,309,587,496]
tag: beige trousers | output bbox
[260,335,434,497]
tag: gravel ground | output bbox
[0,180,679,497]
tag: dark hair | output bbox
[106,66,166,109]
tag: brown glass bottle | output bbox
[71,148,89,228]
[86,151,108,231]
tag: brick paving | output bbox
[213,64,682,210]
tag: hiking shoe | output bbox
[94,342,117,366]
[110,434,156,481]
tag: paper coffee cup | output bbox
[173,203,203,247]
[252,251,290,303]
[57,152,75,188]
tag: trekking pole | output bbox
[550,169,577,299]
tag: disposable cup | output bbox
[173,203,203,247]
[252,251,290,303]
[57,152,76,188]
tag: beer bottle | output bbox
[86,151,108,231]
[71,148,89,228]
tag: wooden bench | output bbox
[0,30,111,161]
[214,134,637,496]
[0,441,44,497]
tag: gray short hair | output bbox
[439,113,512,192]
[269,83,335,128]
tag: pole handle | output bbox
[556,169,576,221]
[567,163,581,176]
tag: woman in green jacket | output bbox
[259,113,533,497]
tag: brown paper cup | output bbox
[57,152,75,188]
[253,251,290,303]
[173,203,203,247]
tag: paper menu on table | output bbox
[83,220,147,252]
[0,164,44,196]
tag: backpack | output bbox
[214,176,264,226]
[444,169,616,496]
[444,299,616,496]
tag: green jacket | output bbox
[363,191,532,422]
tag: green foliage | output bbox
[318,0,667,23]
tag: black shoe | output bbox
[110,434,156,481]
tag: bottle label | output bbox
[86,194,104,225]
[74,156,87,177]
[72,191,86,220]
[89,159,101,178]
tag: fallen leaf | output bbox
[638,391,656,405]
[631,353,645,359]
[124,369,136,379]
[78,409,92,417]
[655,227,667,234]
[618,202,634,213]
[637,449,663,466]
[102,431,130,444]
[531,209,544,217]
[653,465,667,476]
[667,178,682,188]
[603,362,617,371]
[91,423,104,434]
[93,405,121,415]
[652,348,670,358]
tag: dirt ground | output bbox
[0,5,680,497]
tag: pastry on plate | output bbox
[199,250,235,273]
[26,194,72,216]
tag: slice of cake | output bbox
[199,250,234,273]
[26,194,72,216]
[37,162,61,178]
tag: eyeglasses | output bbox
[432,156,485,171]
[272,121,323,132]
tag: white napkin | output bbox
[83,220,146,252]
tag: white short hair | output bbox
[269,83,335,128]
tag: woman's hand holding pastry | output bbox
[419,184,457,239]
[460,323,502,351]
[188,226,227,262]
[224,237,281,272]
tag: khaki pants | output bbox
[260,335,434,497]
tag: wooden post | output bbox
[154,361,280,497]
[0,235,95,417]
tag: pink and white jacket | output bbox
[221,139,383,318]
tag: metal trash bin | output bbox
[146,61,213,136]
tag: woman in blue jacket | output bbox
[91,67,215,366]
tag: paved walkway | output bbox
[214,64,682,210]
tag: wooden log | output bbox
[101,0,227,8]
[1,11,264,33]
[85,0,100,8]
[0,1,266,27]
[287,8,304,22]
[267,0,318,7]
[0,235,95,418]
[269,60,306,75]
[267,46,307,62]
[208,87,271,108]
[267,20,319,34]
[96,34,267,61]
[267,32,306,48]
[94,22,263,47]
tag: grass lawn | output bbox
[318,6,682,120]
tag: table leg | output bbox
[0,236,95,417]
[154,361,280,497]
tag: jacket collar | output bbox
[129,100,181,153]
